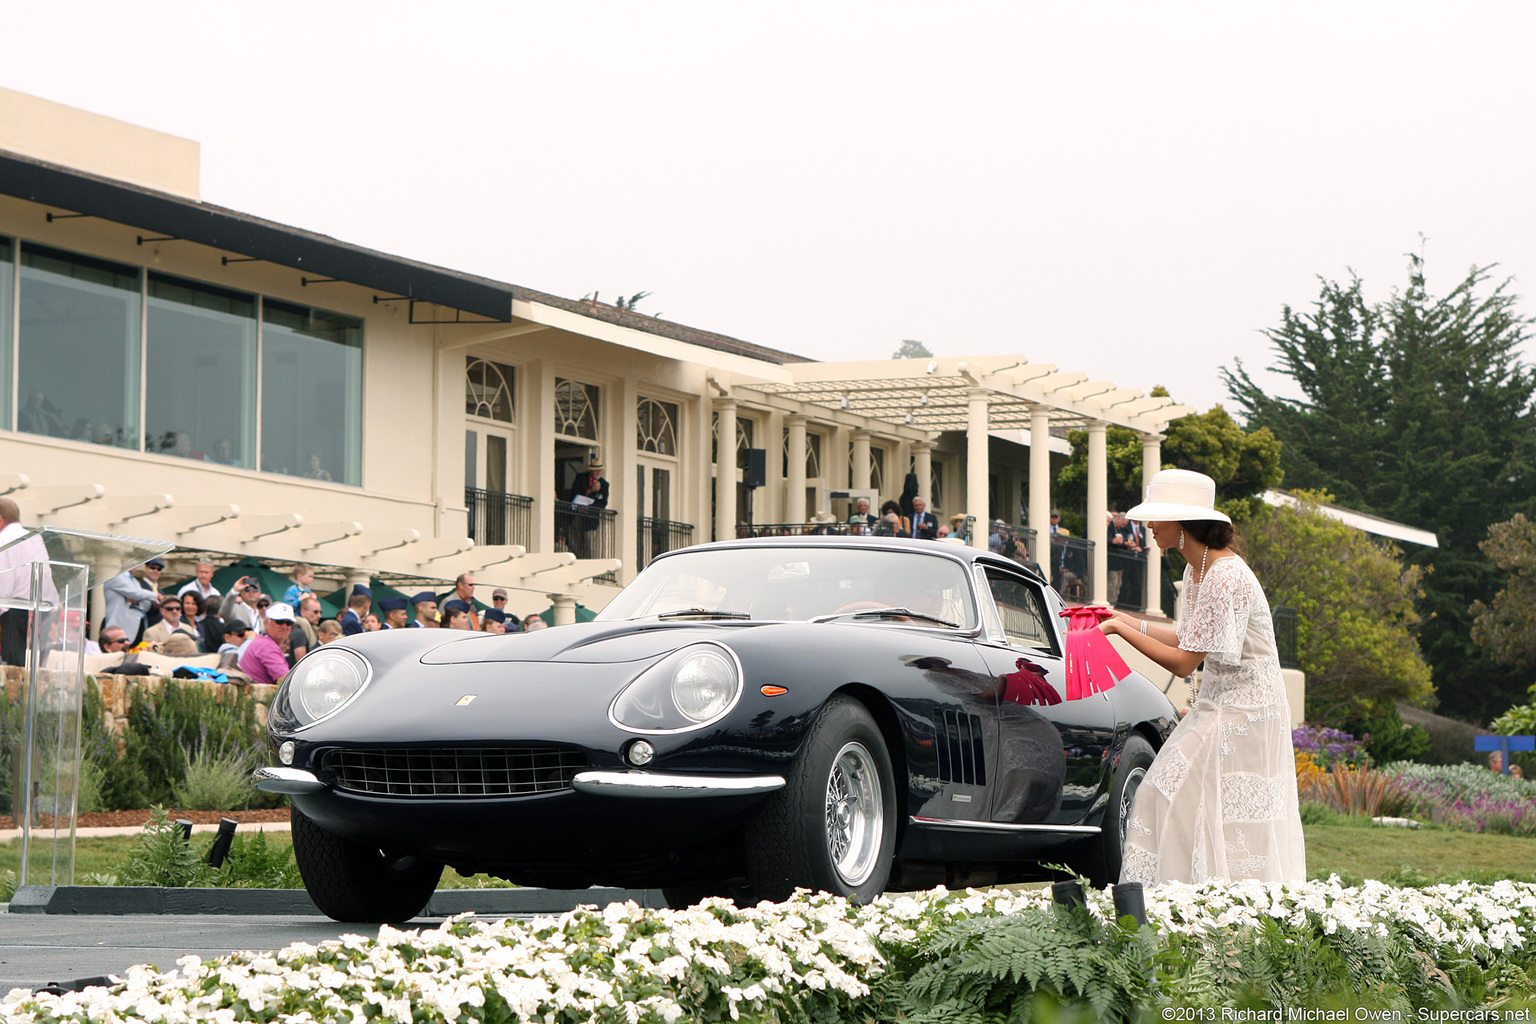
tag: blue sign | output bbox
[1474,735,1534,775]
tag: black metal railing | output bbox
[1106,545,1148,611]
[1047,535,1095,604]
[639,518,695,569]
[465,488,533,549]
[1272,605,1299,669]
[556,500,619,583]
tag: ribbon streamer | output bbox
[1059,605,1132,700]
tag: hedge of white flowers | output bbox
[5,878,1536,1023]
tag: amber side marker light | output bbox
[760,685,788,697]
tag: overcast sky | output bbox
[6,1,1534,414]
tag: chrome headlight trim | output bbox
[608,642,745,735]
[278,646,373,731]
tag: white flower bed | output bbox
[6,879,1536,1023]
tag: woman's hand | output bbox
[1098,609,1139,636]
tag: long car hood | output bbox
[418,620,757,665]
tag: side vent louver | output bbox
[934,710,987,786]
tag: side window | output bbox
[985,570,1057,654]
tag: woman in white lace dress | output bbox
[1099,469,1306,886]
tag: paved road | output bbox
[0,911,452,994]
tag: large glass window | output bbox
[637,397,679,455]
[0,237,11,431]
[467,356,515,422]
[146,273,257,466]
[18,244,141,447]
[260,299,362,485]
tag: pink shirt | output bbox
[239,634,291,686]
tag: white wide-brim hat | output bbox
[1124,469,1231,524]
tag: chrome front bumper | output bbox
[572,771,785,798]
[251,766,326,794]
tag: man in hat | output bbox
[239,601,298,686]
[104,556,165,646]
[340,584,371,636]
[379,595,409,630]
[410,591,439,627]
[566,455,609,558]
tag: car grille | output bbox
[322,747,587,797]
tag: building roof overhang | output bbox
[738,356,1195,436]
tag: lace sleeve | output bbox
[1177,559,1249,657]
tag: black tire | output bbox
[291,806,443,922]
[745,695,897,904]
[1071,733,1155,888]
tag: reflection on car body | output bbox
[256,536,1177,922]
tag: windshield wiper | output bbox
[809,607,960,629]
[655,608,751,620]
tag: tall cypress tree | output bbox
[1224,254,1536,722]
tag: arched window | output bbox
[466,357,515,422]
[554,378,600,439]
[637,397,679,455]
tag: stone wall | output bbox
[2,666,278,741]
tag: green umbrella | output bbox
[537,602,596,626]
[323,578,418,623]
[211,560,338,618]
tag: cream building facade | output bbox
[0,88,1194,627]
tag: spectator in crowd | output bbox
[442,599,473,630]
[254,594,274,633]
[874,501,910,537]
[340,584,371,636]
[145,596,201,651]
[481,608,507,633]
[307,453,333,481]
[0,497,54,665]
[211,438,238,465]
[362,613,382,631]
[379,596,409,629]
[566,455,609,558]
[217,620,251,656]
[524,614,549,632]
[1048,509,1080,598]
[17,389,63,437]
[989,520,1008,554]
[936,523,951,539]
[439,573,480,630]
[317,619,343,644]
[910,496,939,540]
[1107,511,1145,606]
[176,561,220,603]
[411,591,439,627]
[295,595,322,651]
[239,601,297,685]
[104,556,164,645]
[219,576,263,630]
[948,514,970,543]
[808,510,839,535]
[98,625,131,656]
[491,588,509,613]
[160,631,200,655]
[846,497,876,534]
[183,591,225,655]
[283,564,316,608]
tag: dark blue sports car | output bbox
[254,537,1177,921]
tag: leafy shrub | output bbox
[1347,707,1431,764]
[172,748,253,812]
[209,829,302,889]
[1300,761,1409,818]
[1385,762,1536,837]
[105,680,267,811]
[0,869,14,903]
[116,807,211,887]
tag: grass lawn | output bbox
[5,811,1535,891]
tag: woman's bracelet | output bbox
[1140,620,1148,635]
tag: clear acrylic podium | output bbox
[0,527,172,886]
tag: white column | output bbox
[911,440,933,507]
[615,376,637,584]
[966,388,990,550]
[1087,420,1109,602]
[1142,433,1165,616]
[714,398,738,542]
[785,414,807,522]
[850,429,872,491]
[765,410,785,524]
[550,593,577,626]
[527,361,556,556]
[1028,406,1051,549]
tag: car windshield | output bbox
[595,546,978,629]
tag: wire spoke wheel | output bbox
[824,740,882,887]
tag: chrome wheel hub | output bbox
[824,740,882,887]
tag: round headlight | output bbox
[295,648,370,722]
[671,647,739,722]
